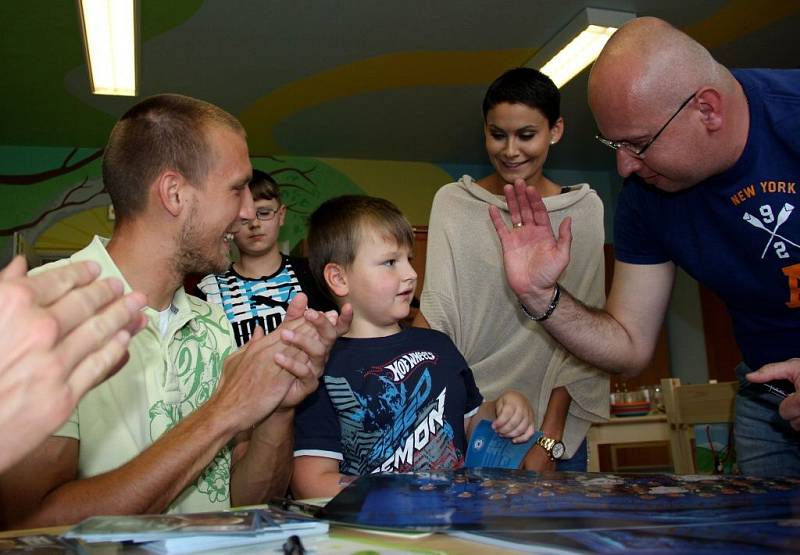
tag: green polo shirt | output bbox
[42,236,237,513]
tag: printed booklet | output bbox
[465,419,536,468]
[62,507,328,554]
[0,535,85,554]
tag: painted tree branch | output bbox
[269,165,316,185]
[277,181,312,196]
[259,161,319,200]
[0,148,104,186]
[0,178,106,236]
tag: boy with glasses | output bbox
[198,169,333,346]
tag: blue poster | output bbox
[324,468,800,553]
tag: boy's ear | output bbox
[323,262,349,298]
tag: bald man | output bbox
[489,17,800,476]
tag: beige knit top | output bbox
[420,176,610,456]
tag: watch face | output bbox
[551,441,566,460]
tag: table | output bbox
[5,470,799,554]
[586,413,670,472]
[0,524,524,554]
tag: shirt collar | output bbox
[75,235,201,333]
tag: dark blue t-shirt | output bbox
[294,327,483,475]
[614,69,800,371]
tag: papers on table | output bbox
[62,507,328,554]
[0,535,81,553]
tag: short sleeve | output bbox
[196,274,220,305]
[53,407,79,439]
[293,381,344,461]
[440,334,483,417]
[613,181,671,265]
[460,365,484,418]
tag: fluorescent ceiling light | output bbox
[77,0,139,96]
[526,8,635,89]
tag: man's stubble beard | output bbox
[174,206,230,277]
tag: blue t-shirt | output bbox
[294,327,483,475]
[614,69,800,370]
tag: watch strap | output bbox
[533,431,564,461]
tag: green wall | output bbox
[0,145,471,264]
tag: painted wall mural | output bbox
[0,145,483,266]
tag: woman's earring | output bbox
[550,139,556,145]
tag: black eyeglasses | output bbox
[241,207,280,225]
[595,92,696,160]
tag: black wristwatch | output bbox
[534,432,566,461]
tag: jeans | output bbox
[735,362,800,476]
[557,438,588,472]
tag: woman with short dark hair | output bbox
[416,67,609,471]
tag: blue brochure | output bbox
[464,419,536,469]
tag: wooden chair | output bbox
[661,378,738,474]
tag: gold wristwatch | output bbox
[534,432,566,461]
